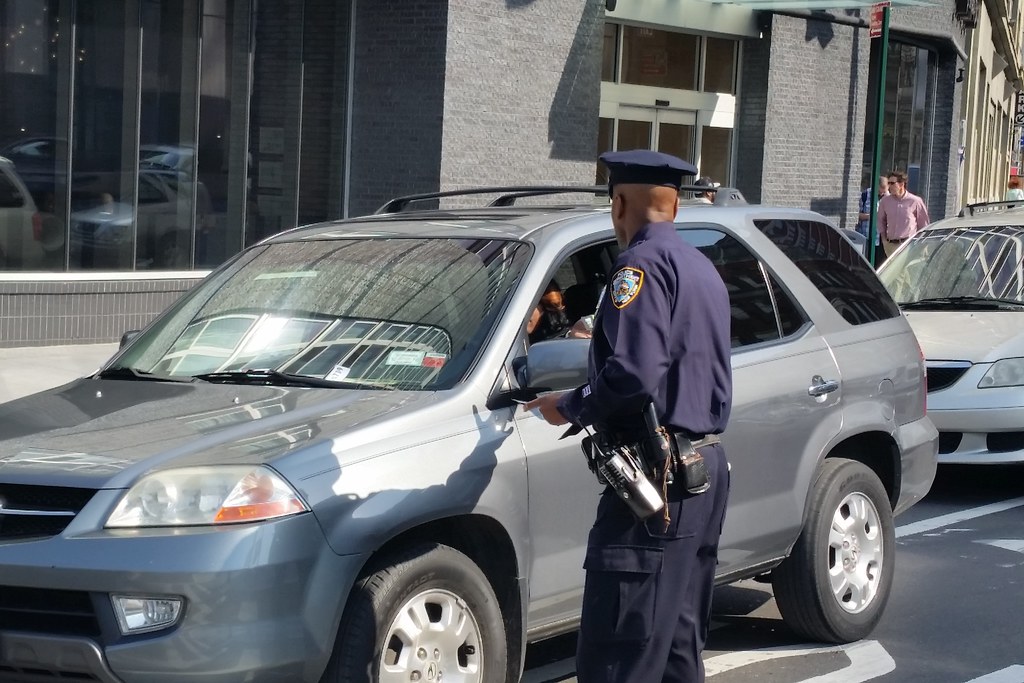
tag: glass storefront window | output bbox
[605,23,737,95]
[596,118,613,183]
[704,37,737,95]
[700,127,731,185]
[621,26,697,90]
[0,0,69,271]
[602,23,618,82]
[138,0,201,270]
[878,42,935,195]
[68,0,136,271]
[197,0,251,269]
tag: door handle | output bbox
[807,376,840,397]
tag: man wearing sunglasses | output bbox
[878,170,930,257]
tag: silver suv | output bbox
[0,187,937,683]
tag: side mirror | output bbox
[520,338,589,391]
[489,338,590,410]
[119,329,141,349]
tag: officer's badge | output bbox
[610,267,644,309]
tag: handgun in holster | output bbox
[640,402,711,496]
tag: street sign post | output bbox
[868,2,891,264]
[1015,91,1024,127]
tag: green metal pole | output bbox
[868,5,890,266]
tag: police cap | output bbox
[599,149,698,194]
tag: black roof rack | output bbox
[375,185,609,214]
[958,200,1024,217]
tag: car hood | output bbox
[0,378,434,489]
[905,310,1024,363]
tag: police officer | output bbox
[524,149,732,683]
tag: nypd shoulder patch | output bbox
[610,267,644,309]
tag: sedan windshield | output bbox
[113,236,530,390]
[878,226,1024,306]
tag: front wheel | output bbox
[322,542,507,683]
[772,458,895,643]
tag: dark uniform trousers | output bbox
[575,444,730,683]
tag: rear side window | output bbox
[678,227,807,348]
[755,219,900,325]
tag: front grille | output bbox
[0,484,96,540]
[926,365,970,392]
[938,432,963,454]
[0,665,102,682]
[988,432,1024,453]
[0,587,100,638]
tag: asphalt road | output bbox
[522,463,1024,683]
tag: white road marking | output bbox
[976,539,1024,554]
[896,497,1024,538]
[964,665,1024,682]
[704,640,894,680]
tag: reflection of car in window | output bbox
[68,169,213,269]
[0,156,42,269]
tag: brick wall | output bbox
[439,0,604,195]
[346,2,450,217]
[0,278,203,347]
[736,27,772,205]
[743,14,871,231]
[738,7,965,229]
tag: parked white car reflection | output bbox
[878,216,1024,463]
[69,170,211,269]
[0,156,44,270]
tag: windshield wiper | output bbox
[900,296,1024,310]
[191,369,395,390]
[95,366,201,383]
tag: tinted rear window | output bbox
[678,227,808,348]
[755,219,900,325]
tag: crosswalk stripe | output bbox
[964,666,1024,683]
[895,497,1024,538]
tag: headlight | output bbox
[106,465,309,528]
[978,358,1024,389]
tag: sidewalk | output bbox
[0,343,120,404]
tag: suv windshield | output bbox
[113,237,530,390]
[878,226,1024,306]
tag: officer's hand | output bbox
[522,393,569,426]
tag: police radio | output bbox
[582,434,665,520]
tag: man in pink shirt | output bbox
[878,170,930,257]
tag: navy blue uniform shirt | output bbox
[557,221,732,435]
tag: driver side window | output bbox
[525,240,618,344]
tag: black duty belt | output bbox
[673,433,721,451]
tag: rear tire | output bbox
[321,542,507,683]
[772,458,895,643]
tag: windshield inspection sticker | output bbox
[326,363,351,381]
[422,353,447,368]
[385,350,427,366]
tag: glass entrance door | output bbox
[615,106,696,162]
